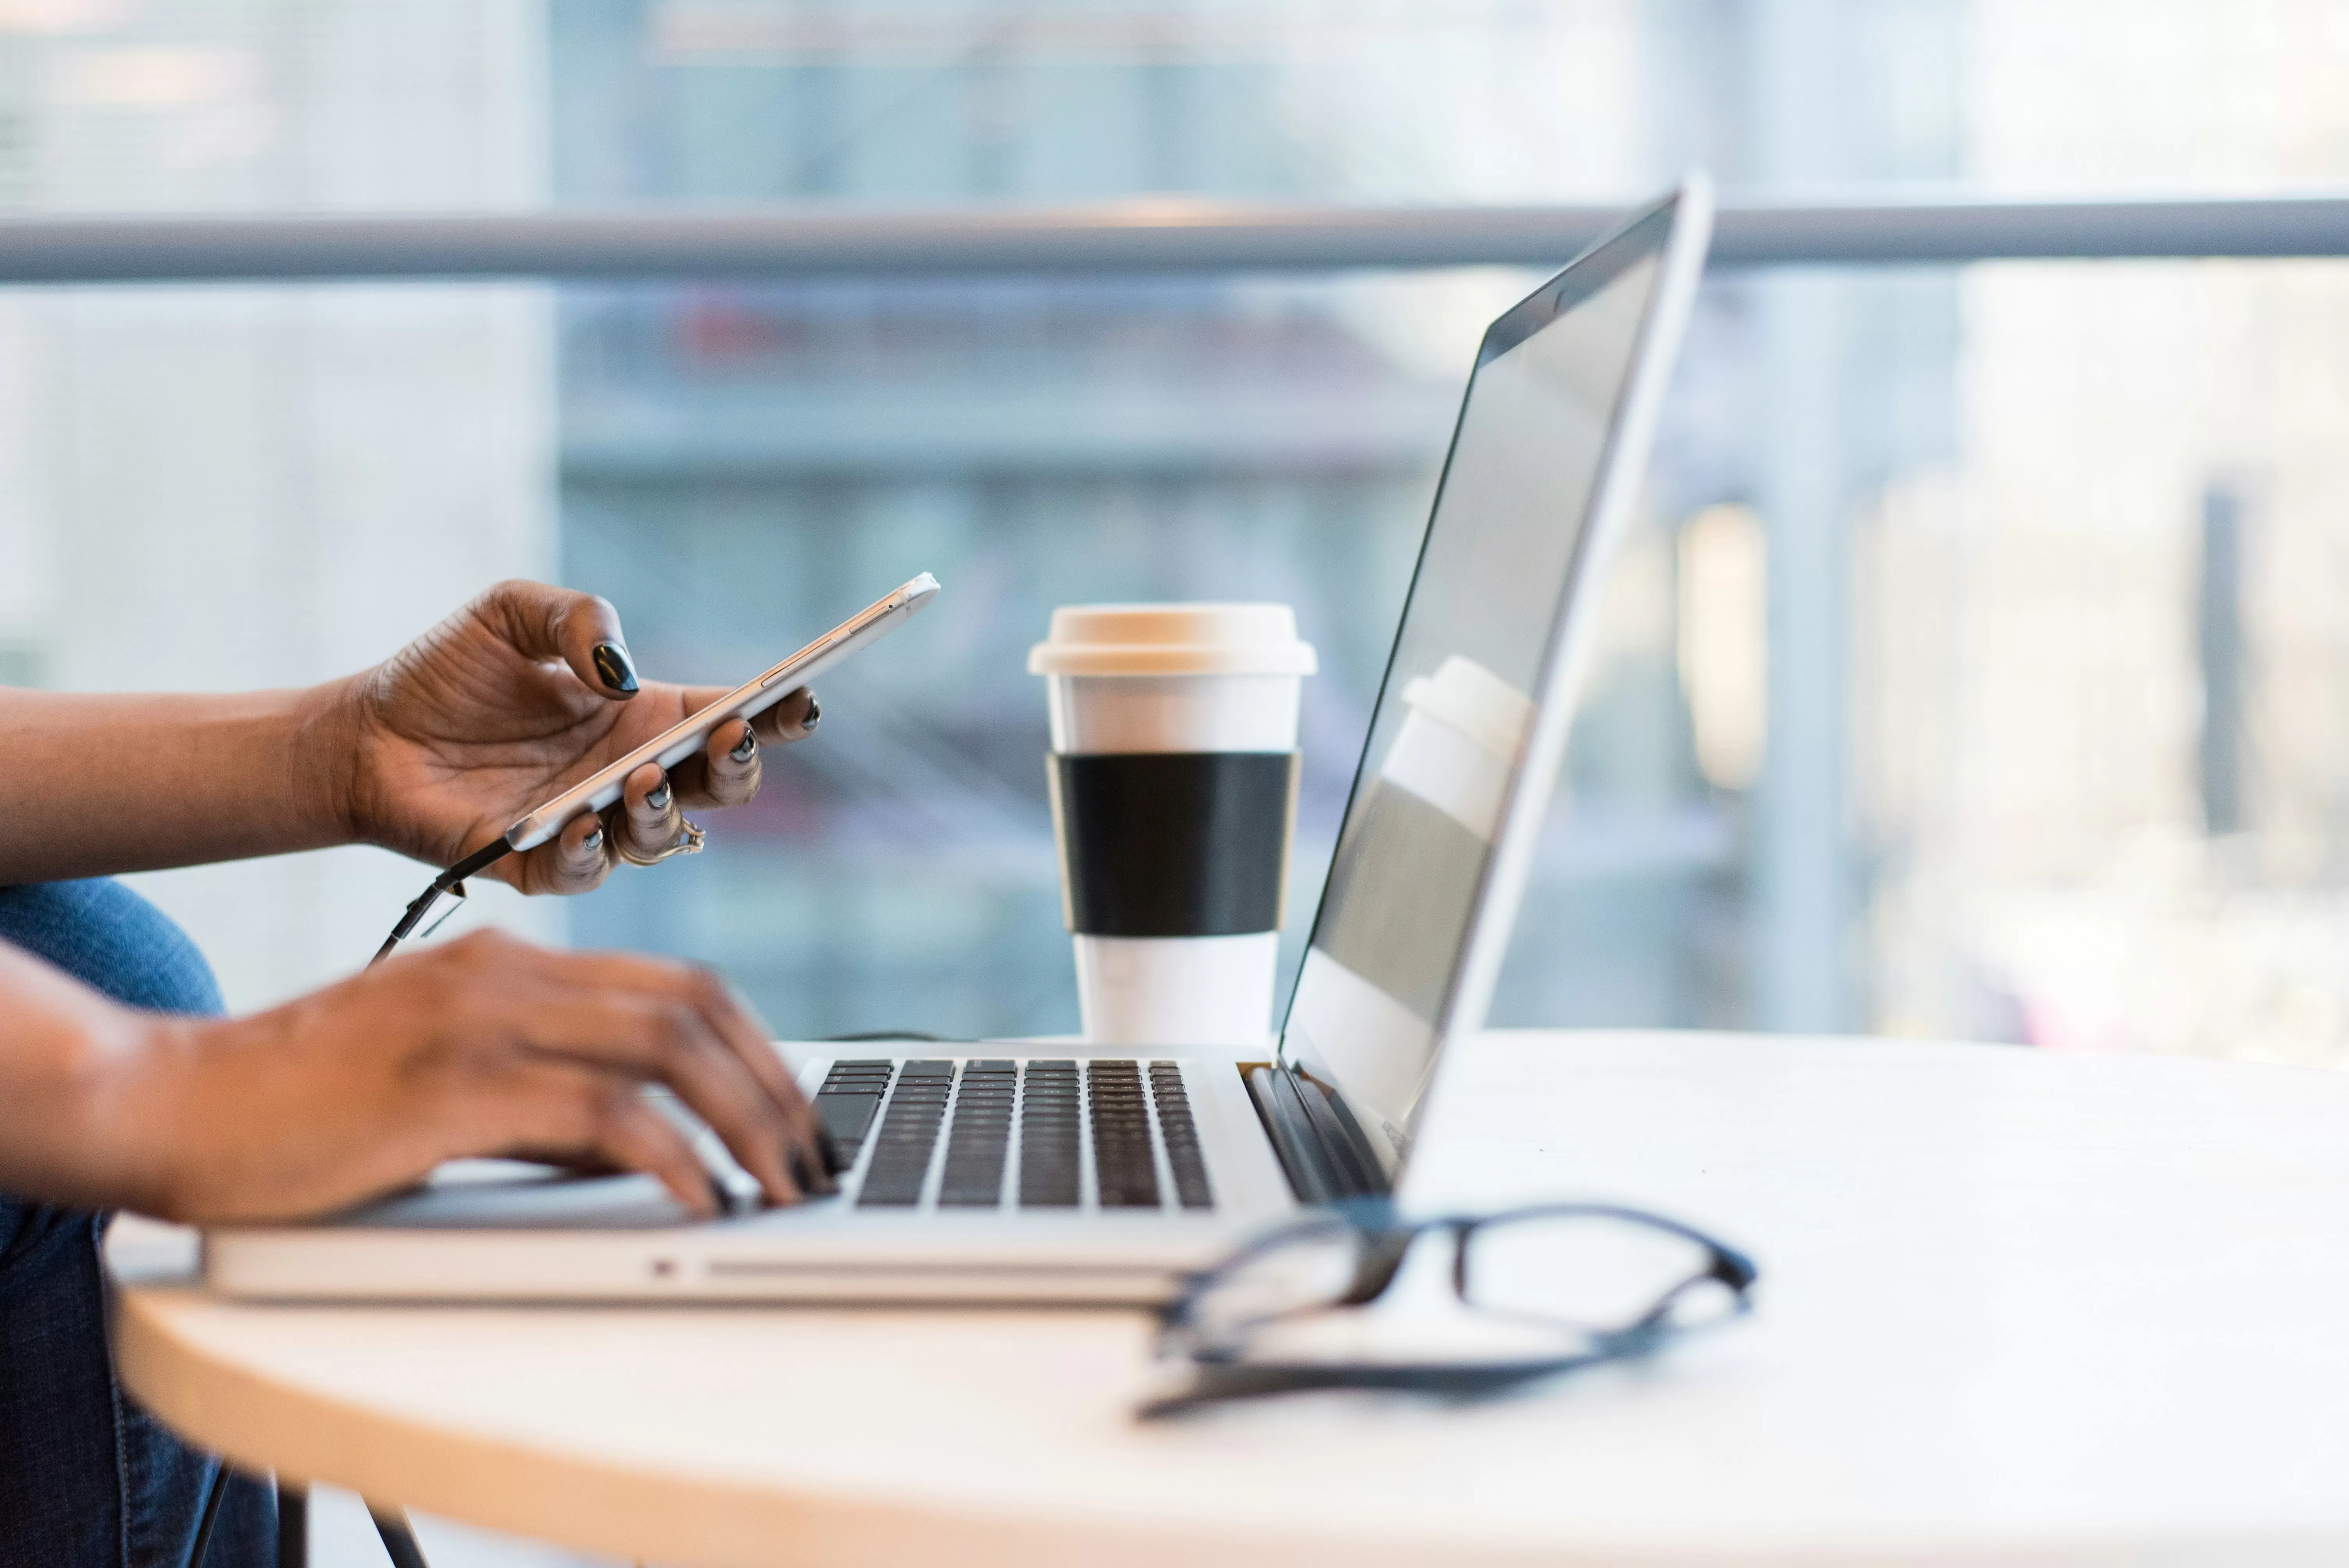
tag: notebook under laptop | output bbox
[204,177,1714,1304]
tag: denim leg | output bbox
[0,881,275,1568]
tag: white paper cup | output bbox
[1030,604,1316,1048]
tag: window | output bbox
[7,0,2349,1068]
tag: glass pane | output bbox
[7,0,2349,1074]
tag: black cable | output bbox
[188,1462,228,1567]
[368,1508,431,1568]
[371,837,515,967]
[275,1481,306,1568]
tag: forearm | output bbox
[0,941,171,1213]
[0,681,357,883]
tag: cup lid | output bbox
[1399,654,1535,761]
[1028,603,1319,677]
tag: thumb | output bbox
[476,580,639,700]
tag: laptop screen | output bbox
[1278,198,1690,1173]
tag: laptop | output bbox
[204,177,1714,1304]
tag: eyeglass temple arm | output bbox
[370,836,515,967]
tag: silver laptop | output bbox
[204,178,1714,1304]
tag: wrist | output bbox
[73,1014,196,1219]
[292,672,372,850]
[0,956,189,1216]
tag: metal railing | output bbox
[2,192,2347,283]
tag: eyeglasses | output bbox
[1142,1198,1757,1417]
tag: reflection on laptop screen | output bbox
[1280,225,1675,1170]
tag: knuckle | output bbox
[642,953,697,989]
[471,578,530,615]
[444,928,497,966]
[582,1081,638,1141]
[684,964,731,1012]
[652,1000,703,1055]
[460,927,521,962]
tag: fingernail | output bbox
[817,1125,845,1177]
[801,698,821,732]
[787,1146,814,1191]
[729,729,757,764]
[796,1142,839,1197]
[646,780,672,811]
[581,824,604,853]
[592,643,639,696]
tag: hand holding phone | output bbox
[372,572,941,962]
[507,572,939,850]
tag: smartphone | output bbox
[502,572,940,852]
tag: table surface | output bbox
[112,1030,2349,1568]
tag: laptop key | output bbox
[1088,1061,1160,1208]
[1018,1061,1082,1208]
[816,1062,896,1167]
[813,1092,882,1149]
[1150,1062,1214,1210]
[938,1066,1014,1207]
[857,1065,951,1208]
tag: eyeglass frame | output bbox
[1142,1197,1758,1415]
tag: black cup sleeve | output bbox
[1049,751,1299,937]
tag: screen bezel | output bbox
[1273,178,1716,1167]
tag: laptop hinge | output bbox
[1245,1065,1390,1203]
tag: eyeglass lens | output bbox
[1461,1211,1737,1331]
[1180,1210,1739,1354]
[1178,1217,1363,1342]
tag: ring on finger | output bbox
[618,815,706,868]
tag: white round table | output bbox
[112,1031,2349,1566]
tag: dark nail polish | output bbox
[797,1141,839,1197]
[786,1146,813,1191]
[592,643,639,696]
[706,1174,730,1215]
[816,1125,845,1177]
[801,698,821,732]
[646,780,671,811]
[729,729,757,764]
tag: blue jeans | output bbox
[0,880,276,1568]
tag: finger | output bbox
[512,810,613,896]
[696,717,762,809]
[686,968,832,1183]
[510,947,828,1192]
[509,990,801,1205]
[472,579,640,701]
[672,685,818,747]
[621,762,684,859]
[472,1059,720,1219]
[756,686,819,744]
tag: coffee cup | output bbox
[1029,604,1317,1046]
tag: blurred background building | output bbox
[7,0,2349,1057]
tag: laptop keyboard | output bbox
[813,1058,1214,1213]
[1018,1058,1081,1206]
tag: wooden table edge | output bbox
[115,1280,1613,1568]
